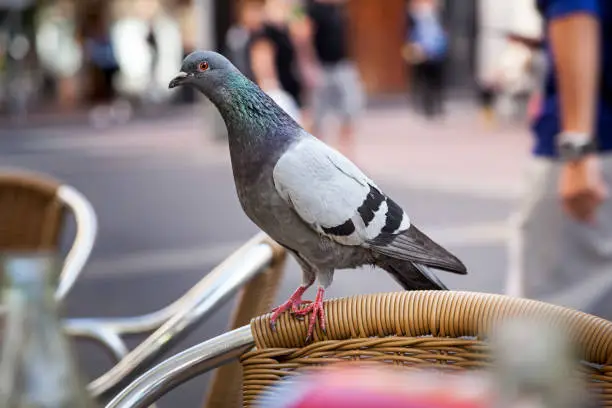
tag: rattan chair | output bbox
[241,291,612,406]
[242,291,612,406]
[0,169,97,301]
[108,290,612,408]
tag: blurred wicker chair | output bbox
[0,169,97,302]
[241,291,612,407]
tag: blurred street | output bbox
[1,101,611,406]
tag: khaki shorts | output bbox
[311,61,365,129]
[506,154,612,315]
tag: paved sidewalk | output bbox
[3,102,531,201]
[0,101,191,130]
[6,102,530,198]
[351,106,530,199]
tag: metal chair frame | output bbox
[65,232,282,400]
[55,184,98,301]
[0,169,98,304]
[106,325,254,408]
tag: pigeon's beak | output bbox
[169,72,190,89]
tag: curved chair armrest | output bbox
[56,184,98,301]
[249,291,612,365]
[88,239,275,399]
[105,326,255,408]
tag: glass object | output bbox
[490,317,591,408]
[0,253,96,408]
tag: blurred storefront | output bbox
[74,0,187,105]
[0,0,195,117]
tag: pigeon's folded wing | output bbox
[272,137,411,246]
[272,137,467,275]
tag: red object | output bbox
[293,389,487,408]
[263,365,493,408]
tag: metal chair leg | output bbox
[202,238,286,408]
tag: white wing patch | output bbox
[273,137,411,247]
[398,213,410,232]
[364,200,389,238]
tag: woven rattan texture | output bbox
[0,171,64,251]
[243,291,612,407]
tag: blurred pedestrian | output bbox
[176,3,199,103]
[247,0,304,123]
[82,13,122,127]
[493,35,540,123]
[306,0,364,159]
[404,0,447,119]
[83,17,119,105]
[225,1,264,81]
[287,3,320,132]
[146,21,159,85]
[506,0,612,314]
[477,83,497,129]
[34,0,82,110]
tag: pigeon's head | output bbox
[169,51,237,94]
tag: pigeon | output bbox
[169,51,467,341]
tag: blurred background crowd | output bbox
[0,0,544,129]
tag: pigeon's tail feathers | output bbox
[369,225,468,275]
[377,258,449,291]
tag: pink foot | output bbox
[293,287,326,343]
[270,286,310,331]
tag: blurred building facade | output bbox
[0,0,191,116]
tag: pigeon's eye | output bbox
[198,61,209,72]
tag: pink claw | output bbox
[270,286,308,331]
[293,287,326,343]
